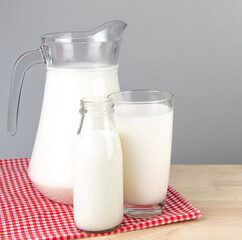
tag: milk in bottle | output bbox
[74,97,123,233]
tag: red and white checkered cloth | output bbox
[0,158,201,239]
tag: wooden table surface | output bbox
[84,165,242,240]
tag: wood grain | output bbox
[78,165,242,240]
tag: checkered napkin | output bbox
[0,158,201,239]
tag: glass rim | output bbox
[41,32,122,43]
[80,96,113,105]
[108,90,174,104]
[41,20,126,43]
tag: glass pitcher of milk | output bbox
[8,20,127,204]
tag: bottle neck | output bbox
[77,97,115,134]
[80,96,114,116]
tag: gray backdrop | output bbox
[1,0,242,164]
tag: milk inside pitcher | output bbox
[8,21,127,204]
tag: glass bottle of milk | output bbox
[74,96,123,233]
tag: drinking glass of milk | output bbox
[74,97,123,233]
[109,90,174,218]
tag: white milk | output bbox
[74,130,123,232]
[28,65,120,204]
[114,104,173,205]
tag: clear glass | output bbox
[8,20,127,205]
[74,97,123,233]
[109,90,174,218]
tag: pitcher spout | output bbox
[91,20,127,42]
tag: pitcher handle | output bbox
[8,49,44,135]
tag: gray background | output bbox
[1,0,242,164]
